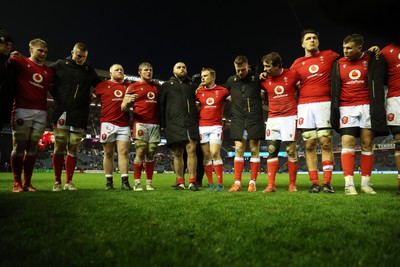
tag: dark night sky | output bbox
[2,0,395,83]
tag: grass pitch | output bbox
[0,172,399,267]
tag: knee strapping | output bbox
[69,132,82,145]
[148,143,158,154]
[266,140,280,158]
[55,131,68,144]
[317,128,333,138]
[301,130,318,140]
[135,142,148,149]
[30,128,44,143]
[12,129,29,141]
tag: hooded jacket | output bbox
[159,76,199,146]
[49,56,101,129]
[224,69,265,140]
[0,52,15,130]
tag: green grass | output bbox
[0,172,399,267]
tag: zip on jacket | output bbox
[74,84,79,98]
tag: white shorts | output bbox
[265,115,297,141]
[13,108,47,131]
[339,104,371,129]
[297,101,331,129]
[55,112,85,133]
[199,125,223,145]
[386,96,400,126]
[133,122,160,143]
[100,122,131,143]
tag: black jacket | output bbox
[0,53,15,130]
[159,76,199,146]
[49,57,101,129]
[224,70,265,140]
[330,52,389,137]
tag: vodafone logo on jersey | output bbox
[114,90,123,98]
[206,97,215,105]
[308,65,319,73]
[147,92,155,100]
[274,86,284,95]
[32,73,43,83]
[349,70,361,80]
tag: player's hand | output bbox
[129,94,139,102]
[368,45,381,58]
[259,72,267,81]
[151,79,161,86]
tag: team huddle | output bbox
[0,28,399,195]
